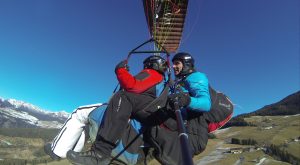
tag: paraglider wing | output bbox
[143,0,189,53]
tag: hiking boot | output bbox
[44,142,61,160]
[67,150,111,165]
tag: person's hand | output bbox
[167,92,191,110]
[115,60,129,72]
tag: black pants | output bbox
[147,111,208,165]
[93,90,155,155]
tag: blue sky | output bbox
[0,0,299,115]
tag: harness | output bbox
[109,38,173,164]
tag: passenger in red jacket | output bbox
[66,55,168,165]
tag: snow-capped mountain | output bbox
[0,97,69,129]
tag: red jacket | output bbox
[115,68,163,94]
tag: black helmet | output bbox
[172,52,195,76]
[143,55,167,74]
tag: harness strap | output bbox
[109,129,145,164]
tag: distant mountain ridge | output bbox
[224,90,300,127]
[1,91,299,129]
[239,91,299,117]
[0,97,69,128]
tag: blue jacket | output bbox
[180,71,211,112]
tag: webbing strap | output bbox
[109,130,144,164]
[109,80,172,164]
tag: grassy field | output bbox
[0,135,45,159]
[228,115,300,145]
[1,115,299,165]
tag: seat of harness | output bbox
[133,80,170,125]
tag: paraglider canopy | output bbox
[143,0,189,53]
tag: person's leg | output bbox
[188,121,208,155]
[94,91,155,155]
[88,104,108,142]
[186,111,209,155]
[94,91,134,156]
[66,92,135,165]
[67,119,144,165]
[45,104,102,159]
[110,119,144,165]
[148,113,209,165]
[149,126,184,165]
[66,91,155,165]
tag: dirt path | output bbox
[195,141,225,165]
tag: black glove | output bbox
[115,60,129,72]
[167,92,191,110]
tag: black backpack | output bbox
[204,86,234,132]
